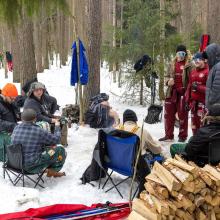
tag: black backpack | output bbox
[145,104,163,124]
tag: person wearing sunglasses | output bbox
[159,45,191,142]
[185,52,209,135]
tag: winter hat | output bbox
[193,52,203,60]
[208,104,220,117]
[123,109,138,123]
[176,45,187,53]
[21,108,37,122]
[28,82,45,96]
[1,83,18,98]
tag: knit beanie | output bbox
[209,104,220,116]
[1,83,18,98]
[21,109,37,122]
[28,82,45,96]
[176,45,187,53]
[123,109,138,123]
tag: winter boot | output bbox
[47,169,66,178]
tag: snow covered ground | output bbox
[0,63,191,214]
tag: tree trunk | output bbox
[140,76,143,105]
[112,0,117,83]
[12,11,37,86]
[159,0,165,100]
[83,0,102,116]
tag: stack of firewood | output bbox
[128,155,220,220]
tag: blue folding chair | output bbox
[98,130,140,198]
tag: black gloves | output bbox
[185,103,190,111]
[192,82,198,91]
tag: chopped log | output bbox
[166,158,197,177]
[175,193,193,210]
[202,165,220,186]
[187,203,196,214]
[205,194,212,204]
[214,205,220,213]
[195,208,206,220]
[164,162,193,183]
[132,198,161,220]
[153,162,182,192]
[144,182,168,199]
[200,188,211,197]
[146,172,166,187]
[175,208,186,218]
[187,193,195,201]
[150,195,170,215]
[194,195,205,207]
[182,181,195,193]
[199,171,213,186]
[169,198,183,209]
[174,155,188,164]
[211,209,216,220]
[128,211,149,220]
[210,195,220,206]
[170,190,178,197]
[184,211,195,220]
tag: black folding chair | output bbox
[3,144,46,188]
[95,129,141,199]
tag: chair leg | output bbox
[102,170,113,189]
[105,174,124,199]
[132,183,140,200]
[105,177,130,193]
[98,168,102,189]
[25,175,44,188]
[34,169,47,188]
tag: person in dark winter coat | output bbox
[23,82,58,124]
[185,52,209,135]
[205,43,220,110]
[170,103,220,166]
[159,45,191,142]
[184,103,220,166]
[0,83,19,161]
[11,109,66,177]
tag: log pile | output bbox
[128,155,220,220]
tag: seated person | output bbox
[117,109,162,155]
[170,103,220,166]
[23,82,59,124]
[117,109,162,195]
[11,108,66,177]
[85,93,119,128]
[0,83,19,161]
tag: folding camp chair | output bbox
[3,144,46,188]
[97,129,140,199]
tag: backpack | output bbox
[85,93,110,128]
[145,104,163,124]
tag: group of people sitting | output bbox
[0,81,66,177]
[1,42,220,197]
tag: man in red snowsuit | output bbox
[159,45,191,142]
[185,52,209,135]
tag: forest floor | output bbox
[0,63,191,214]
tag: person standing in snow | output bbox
[0,83,20,161]
[205,43,220,110]
[185,52,209,135]
[159,45,191,142]
[11,108,66,177]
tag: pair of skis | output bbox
[47,204,129,220]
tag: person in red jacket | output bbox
[185,52,209,135]
[159,45,191,142]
